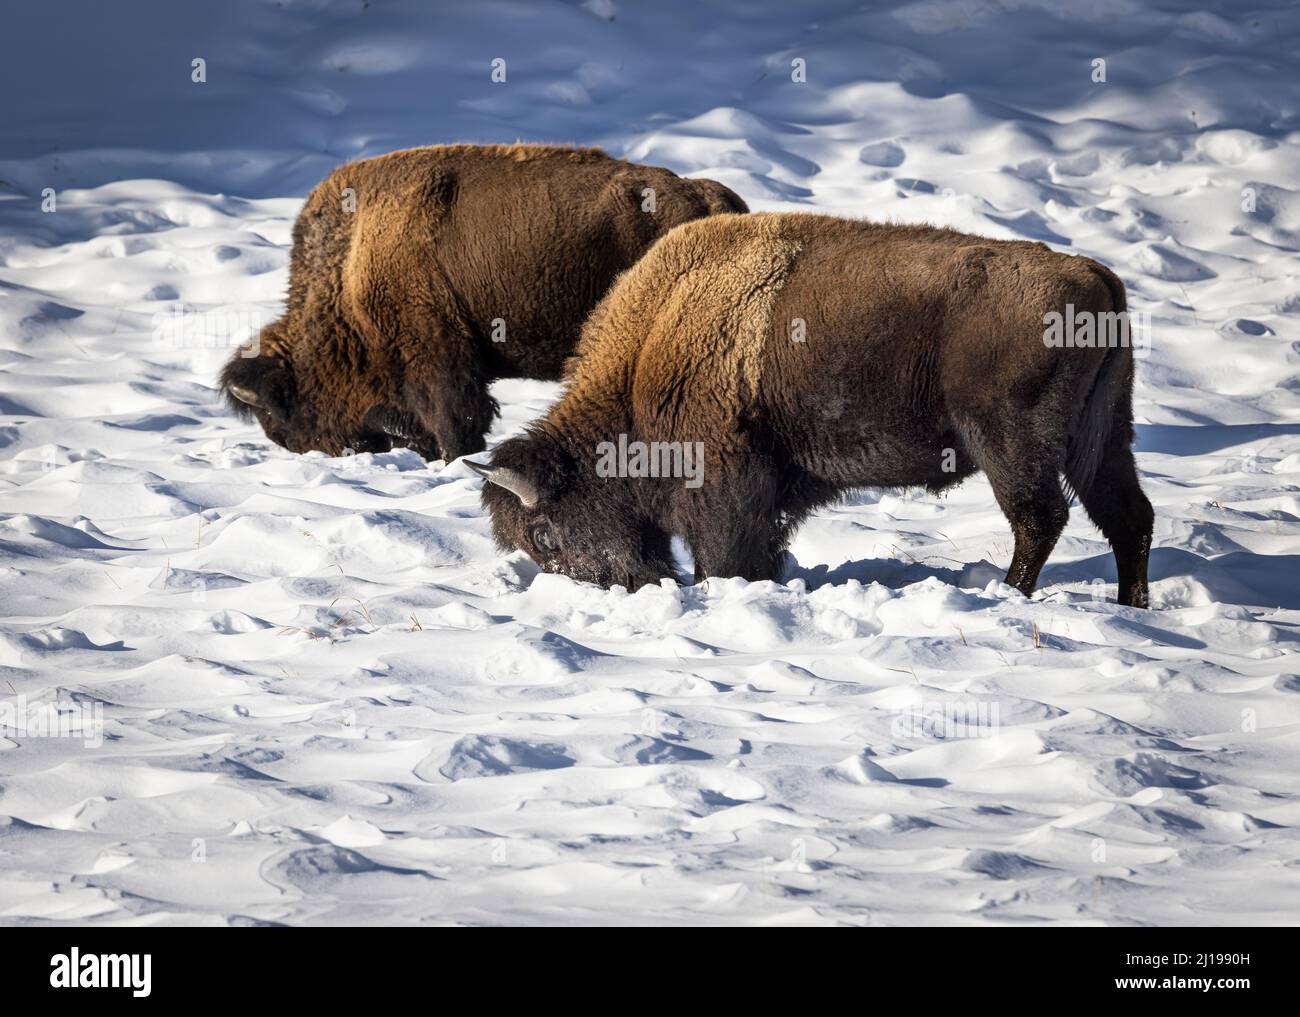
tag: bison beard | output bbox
[218,143,747,462]
[475,212,1154,608]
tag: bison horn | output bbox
[362,407,416,441]
[379,417,414,440]
[465,460,539,508]
[228,385,262,409]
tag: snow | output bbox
[2,0,1300,925]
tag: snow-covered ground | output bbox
[2,0,1299,925]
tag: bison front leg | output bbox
[402,338,498,462]
[681,470,788,585]
[689,522,787,585]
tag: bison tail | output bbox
[1062,263,1132,502]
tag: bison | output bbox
[219,144,747,461]
[471,212,1154,608]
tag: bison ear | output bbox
[220,352,295,423]
[466,460,540,508]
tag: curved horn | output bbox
[466,460,539,508]
[378,415,415,440]
[228,384,262,409]
[363,407,416,440]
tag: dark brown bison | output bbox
[219,144,747,461]
[472,212,1154,608]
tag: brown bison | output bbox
[472,212,1154,608]
[220,144,747,461]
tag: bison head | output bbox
[220,323,441,461]
[470,429,676,592]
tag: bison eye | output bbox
[530,522,561,555]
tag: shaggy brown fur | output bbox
[219,144,747,460]
[475,212,1154,607]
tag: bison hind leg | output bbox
[997,470,1070,598]
[1072,438,1153,609]
[967,429,1070,599]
